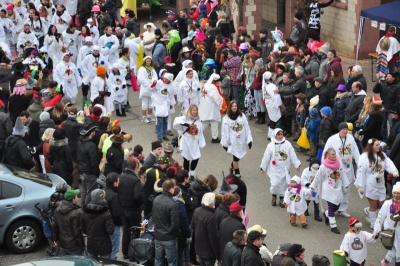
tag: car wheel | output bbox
[5,219,42,253]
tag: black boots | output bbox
[255,112,261,124]
[121,108,126,117]
[255,112,266,124]
[116,109,123,117]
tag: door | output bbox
[0,181,24,241]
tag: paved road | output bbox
[0,89,388,265]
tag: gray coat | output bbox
[152,41,166,68]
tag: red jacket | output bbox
[252,69,265,90]
[190,7,199,21]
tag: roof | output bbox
[360,0,400,27]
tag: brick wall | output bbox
[231,0,263,40]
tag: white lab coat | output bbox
[284,185,310,215]
[90,76,114,113]
[98,34,119,65]
[80,53,110,85]
[77,45,94,68]
[340,230,375,264]
[220,114,252,159]
[151,80,175,117]
[88,24,99,44]
[262,78,282,122]
[137,66,157,99]
[125,37,141,73]
[108,71,127,104]
[51,11,70,33]
[16,31,38,53]
[173,116,206,160]
[53,61,81,102]
[25,18,48,39]
[177,78,201,114]
[64,0,78,16]
[62,29,81,62]
[198,83,222,122]
[301,168,320,203]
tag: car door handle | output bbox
[5,205,14,210]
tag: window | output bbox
[333,0,347,9]
[0,181,22,199]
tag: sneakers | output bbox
[339,211,351,217]
[381,259,389,266]
[314,215,323,222]
[331,227,340,234]
[364,207,371,222]
[148,116,156,122]
[302,223,308,228]
[142,117,150,123]
[211,138,221,143]
[167,130,174,136]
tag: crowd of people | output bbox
[1,0,400,265]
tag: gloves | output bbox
[343,187,348,194]
[358,187,364,194]
[248,142,252,149]
[107,42,113,49]
[20,44,24,48]
[358,129,364,135]
[186,238,192,244]
[305,183,310,188]
[180,123,190,127]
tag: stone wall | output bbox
[231,0,263,40]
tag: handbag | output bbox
[297,128,310,149]
[381,219,399,250]
[131,72,139,92]
[354,131,364,142]
[128,233,155,261]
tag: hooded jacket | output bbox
[344,90,367,123]
[105,185,123,226]
[77,136,101,176]
[52,200,85,254]
[189,177,213,208]
[49,138,73,184]
[61,117,83,158]
[118,169,143,211]
[39,118,57,139]
[3,135,34,170]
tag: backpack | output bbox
[126,18,140,37]
[48,191,64,216]
[140,167,159,187]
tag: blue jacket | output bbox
[152,41,166,68]
[174,198,191,247]
[306,116,321,143]
[295,103,307,128]
[332,92,351,124]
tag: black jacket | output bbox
[82,202,114,255]
[189,177,213,208]
[39,118,57,139]
[175,198,191,247]
[279,79,296,116]
[192,205,220,260]
[344,91,366,123]
[316,83,332,108]
[77,137,101,176]
[219,215,245,257]
[104,143,124,176]
[8,94,30,125]
[0,111,12,141]
[241,243,264,266]
[215,203,230,229]
[347,73,367,92]
[177,181,195,222]
[292,74,306,95]
[389,119,400,147]
[319,117,335,146]
[143,164,166,216]
[3,135,34,170]
[52,200,85,254]
[361,112,384,146]
[152,191,180,241]
[105,185,123,226]
[118,169,143,211]
[222,241,244,266]
[142,152,157,170]
[24,119,40,148]
[332,92,351,125]
[61,117,83,158]
[49,138,73,184]
[373,80,399,112]
[390,134,400,172]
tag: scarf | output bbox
[145,66,153,72]
[122,55,129,61]
[322,157,340,170]
[288,183,301,194]
[229,112,239,120]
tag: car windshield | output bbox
[0,164,52,188]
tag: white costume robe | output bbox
[51,11,70,34]
[90,76,114,113]
[62,29,81,62]
[25,18,48,40]
[137,66,157,99]
[374,199,400,263]
[340,230,375,264]
[80,53,110,85]
[64,0,78,16]
[53,60,81,103]
[260,128,301,196]
[355,153,398,201]
[177,78,201,114]
[117,57,134,79]
[284,185,310,215]
[199,82,223,140]
[151,80,175,118]
[17,31,38,53]
[220,114,252,160]
[142,29,155,56]
[8,12,23,44]
[124,37,141,73]
[98,34,119,65]
[77,45,94,68]
[301,168,320,203]
[173,116,206,160]
[108,71,127,104]
[88,24,99,44]
[1,17,16,45]
[48,38,65,68]
[175,66,200,86]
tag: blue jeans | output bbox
[382,112,392,142]
[110,225,121,260]
[156,116,168,139]
[155,238,178,266]
[232,85,240,103]
[253,89,266,112]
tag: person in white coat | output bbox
[323,122,360,218]
[87,18,99,44]
[300,157,322,222]
[220,100,252,178]
[283,175,311,228]
[151,73,175,142]
[25,10,47,46]
[262,71,282,140]
[1,9,17,59]
[260,128,301,207]
[124,32,142,74]
[17,23,39,57]
[90,65,114,113]
[173,105,206,179]
[98,26,119,65]
[62,23,81,63]
[199,73,223,143]
[51,4,70,34]
[53,53,81,103]
[310,148,350,234]
[142,22,156,56]
[6,4,24,58]
[77,36,94,69]
[177,68,201,116]
[175,59,199,86]
[80,45,109,99]
[340,217,376,266]
[355,138,399,228]
[158,69,175,136]
[137,56,157,123]
[374,182,400,266]
[64,0,78,18]
[108,63,127,117]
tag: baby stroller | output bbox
[35,203,59,256]
[128,215,155,265]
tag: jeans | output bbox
[253,89,266,112]
[382,112,393,143]
[81,174,98,207]
[110,225,121,260]
[199,258,216,266]
[156,116,168,139]
[232,85,240,103]
[155,238,178,266]
[121,209,142,256]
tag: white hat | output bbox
[112,63,119,69]
[182,59,193,68]
[182,47,191,53]
[87,18,93,23]
[263,71,272,80]
[393,182,400,193]
[291,175,301,185]
[144,55,152,61]
[310,95,319,106]
[159,69,167,77]
[85,36,93,43]
[93,45,100,51]
[164,73,174,81]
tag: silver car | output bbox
[0,164,66,253]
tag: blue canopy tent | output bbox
[356,0,400,62]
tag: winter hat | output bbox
[199,3,207,14]
[96,66,107,76]
[164,73,174,81]
[152,141,162,151]
[173,185,181,197]
[338,122,348,131]
[68,107,78,116]
[255,58,263,67]
[336,84,346,92]
[31,50,39,57]
[314,77,324,83]
[309,157,320,170]
[249,40,257,48]
[85,36,93,43]
[64,189,80,200]
[270,51,280,60]
[263,71,272,81]
[248,231,265,242]
[92,105,103,116]
[154,28,162,37]
[394,182,400,194]
[12,117,28,136]
[229,202,242,212]
[90,189,107,205]
[294,11,303,20]
[280,242,292,251]
[303,48,313,57]
[6,4,13,11]
[247,224,267,235]
[291,175,301,185]
[309,108,319,118]
[124,30,132,38]
[93,45,100,51]
[310,95,319,106]
[239,42,249,51]
[39,111,50,122]
[53,128,66,140]
[320,106,332,116]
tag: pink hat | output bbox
[239,42,248,51]
[6,4,14,11]
[91,5,100,12]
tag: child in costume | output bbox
[340,217,377,266]
[301,157,322,221]
[284,175,311,228]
